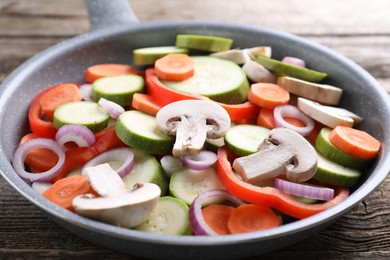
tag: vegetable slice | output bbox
[273,104,314,136]
[189,189,244,236]
[133,46,189,65]
[256,56,327,83]
[182,150,218,171]
[274,178,334,201]
[92,74,145,106]
[248,83,290,109]
[202,204,235,235]
[161,56,250,104]
[176,34,233,52]
[217,145,349,219]
[115,110,174,155]
[43,175,94,211]
[328,126,381,160]
[227,204,281,234]
[55,124,96,150]
[154,53,195,81]
[84,64,143,83]
[136,196,190,235]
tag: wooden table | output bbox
[1,0,390,258]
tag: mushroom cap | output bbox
[156,100,231,139]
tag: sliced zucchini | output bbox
[133,46,189,65]
[115,110,174,155]
[136,196,190,235]
[161,56,249,104]
[256,56,327,83]
[122,148,168,195]
[224,124,270,156]
[53,101,109,132]
[92,74,144,106]
[315,128,369,169]
[176,34,233,52]
[314,150,362,187]
[169,167,224,205]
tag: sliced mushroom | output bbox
[244,46,272,59]
[242,60,276,83]
[277,76,343,105]
[297,97,362,128]
[72,163,161,228]
[156,100,231,157]
[210,49,252,64]
[233,128,317,183]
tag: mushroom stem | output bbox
[173,115,208,157]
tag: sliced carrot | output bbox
[19,133,58,173]
[42,175,94,211]
[227,204,281,234]
[328,126,381,160]
[248,83,290,109]
[202,204,235,235]
[154,53,195,81]
[84,64,144,83]
[39,83,82,121]
[131,93,162,116]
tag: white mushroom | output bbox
[242,60,276,83]
[297,97,363,128]
[277,76,343,105]
[244,46,272,59]
[156,100,231,157]
[233,128,317,183]
[72,163,161,228]
[210,49,252,64]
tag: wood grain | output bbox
[1,0,390,259]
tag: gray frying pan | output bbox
[1,0,390,259]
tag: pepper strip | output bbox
[216,145,349,219]
[50,126,126,183]
[145,68,259,121]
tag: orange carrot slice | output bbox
[131,93,162,116]
[84,64,144,83]
[42,175,95,211]
[227,204,281,234]
[329,126,381,159]
[154,53,195,81]
[202,204,235,235]
[39,83,82,121]
[248,83,290,109]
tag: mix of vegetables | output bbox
[12,34,381,236]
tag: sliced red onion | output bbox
[282,56,306,68]
[79,83,93,101]
[55,124,96,150]
[273,104,314,136]
[189,189,245,236]
[32,181,52,194]
[82,147,135,178]
[98,97,125,119]
[160,155,183,177]
[274,178,334,201]
[182,150,218,171]
[12,138,65,183]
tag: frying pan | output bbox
[1,0,390,259]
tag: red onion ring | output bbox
[82,147,135,178]
[189,189,245,236]
[274,178,334,201]
[282,56,306,68]
[12,138,65,183]
[182,150,218,171]
[273,104,314,136]
[79,83,92,101]
[98,97,125,119]
[55,124,96,150]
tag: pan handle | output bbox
[84,0,139,31]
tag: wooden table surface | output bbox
[1,0,390,259]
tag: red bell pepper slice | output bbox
[145,68,260,121]
[50,126,126,183]
[216,145,349,219]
